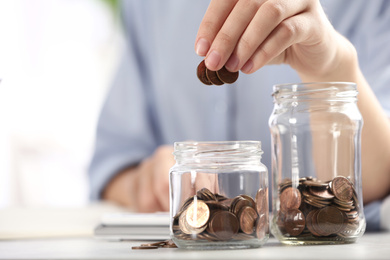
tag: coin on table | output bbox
[207,210,239,241]
[186,200,210,229]
[216,66,239,84]
[238,206,258,234]
[206,68,224,85]
[131,246,158,250]
[331,176,353,202]
[197,60,212,85]
[280,187,302,211]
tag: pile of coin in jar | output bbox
[276,176,361,238]
[197,60,239,85]
[172,188,268,242]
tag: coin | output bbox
[207,210,239,241]
[331,176,353,202]
[179,211,192,234]
[131,246,158,250]
[280,187,301,211]
[309,186,334,200]
[255,214,267,240]
[231,196,252,216]
[238,206,258,234]
[316,206,346,235]
[305,210,321,237]
[255,188,268,216]
[196,187,217,201]
[216,66,239,84]
[186,200,210,229]
[206,68,224,85]
[196,60,212,85]
[284,208,305,236]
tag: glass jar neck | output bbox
[173,141,263,165]
[272,82,358,106]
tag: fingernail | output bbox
[205,50,221,70]
[225,54,239,72]
[195,38,210,56]
[241,59,254,74]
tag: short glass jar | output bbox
[269,82,366,245]
[169,141,269,250]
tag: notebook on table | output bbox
[94,212,170,241]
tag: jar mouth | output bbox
[173,141,263,160]
[272,82,358,103]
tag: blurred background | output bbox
[0,0,122,208]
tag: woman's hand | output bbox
[195,0,357,81]
[103,146,175,212]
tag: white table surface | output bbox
[0,232,389,260]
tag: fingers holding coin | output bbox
[196,0,335,76]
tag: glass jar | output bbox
[269,82,366,245]
[169,141,269,250]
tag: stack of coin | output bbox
[172,187,268,242]
[197,60,239,85]
[276,176,361,238]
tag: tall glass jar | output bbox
[169,141,269,250]
[269,82,365,245]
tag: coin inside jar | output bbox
[238,206,258,234]
[207,210,239,241]
[186,200,210,229]
[331,176,353,202]
[284,208,305,236]
[280,187,301,211]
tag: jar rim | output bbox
[272,82,357,95]
[174,140,261,150]
[173,141,263,159]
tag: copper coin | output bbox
[239,194,256,209]
[303,180,328,187]
[231,196,252,216]
[207,210,239,241]
[186,200,210,229]
[206,68,224,85]
[316,206,345,235]
[197,60,212,85]
[255,214,267,240]
[312,210,329,236]
[132,246,158,250]
[309,187,334,200]
[233,198,253,216]
[206,201,229,212]
[280,187,301,212]
[216,66,239,84]
[196,187,217,201]
[255,188,268,216]
[179,211,192,234]
[331,176,353,202]
[238,206,258,234]
[284,208,305,237]
[306,210,321,236]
